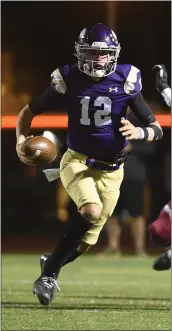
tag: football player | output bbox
[148,201,171,271]
[16,23,163,305]
[149,64,171,271]
[153,64,171,107]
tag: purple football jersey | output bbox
[51,64,142,162]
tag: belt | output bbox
[68,148,126,172]
[85,153,126,171]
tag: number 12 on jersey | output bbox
[80,96,112,126]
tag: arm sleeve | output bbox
[29,85,65,115]
[129,92,156,127]
[29,65,68,115]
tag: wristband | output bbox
[137,127,145,139]
[136,127,149,140]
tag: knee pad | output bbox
[80,204,102,224]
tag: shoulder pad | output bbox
[51,68,66,94]
[124,65,142,95]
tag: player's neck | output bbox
[91,77,102,82]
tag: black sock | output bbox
[62,247,81,266]
[42,215,92,278]
[42,245,82,277]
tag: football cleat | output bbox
[33,253,60,305]
[153,251,171,271]
[33,276,60,306]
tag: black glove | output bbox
[152,64,169,93]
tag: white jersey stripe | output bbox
[51,68,66,94]
[124,65,141,95]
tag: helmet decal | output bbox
[79,28,87,40]
[110,31,118,42]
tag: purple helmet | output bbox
[75,23,121,78]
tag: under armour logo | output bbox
[109,87,118,92]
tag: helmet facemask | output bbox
[75,43,121,78]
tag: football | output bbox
[22,136,57,165]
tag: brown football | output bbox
[22,136,57,165]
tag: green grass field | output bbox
[2,254,170,330]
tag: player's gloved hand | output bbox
[152,64,169,93]
[16,136,35,165]
[119,118,140,140]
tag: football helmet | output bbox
[75,23,121,78]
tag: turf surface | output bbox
[2,254,170,330]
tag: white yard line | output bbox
[1,279,169,288]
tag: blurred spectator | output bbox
[2,52,31,115]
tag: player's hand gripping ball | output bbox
[21,136,57,165]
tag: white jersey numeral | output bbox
[80,96,91,125]
[80,96,112,126]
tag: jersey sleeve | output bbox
[29,85,64,115]
[51,64,72,94]
[123,64,142,97]
[29,65,72,115]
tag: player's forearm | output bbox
[16,105,35,144]
[120,117,163,141]
[137,120,163,141]
[129,93,156,126]
[145,121,163,141]
[129,93,163,141]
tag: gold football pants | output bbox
[60,148,124,245]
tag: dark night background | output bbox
[1,1,171,253]
[2,1,171,97]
